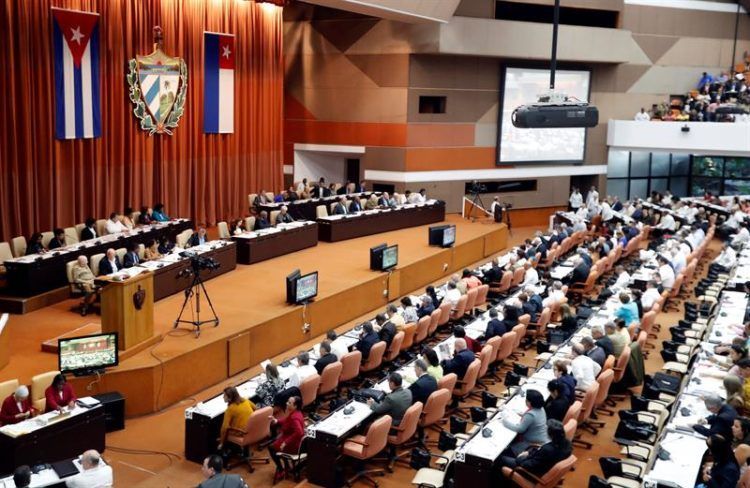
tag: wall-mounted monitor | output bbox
[58,332,119,376]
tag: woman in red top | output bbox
[45,374,77,413]
[267,395,305,482]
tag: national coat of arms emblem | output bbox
[127,26,187,135]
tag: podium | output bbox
[101,271,155,351]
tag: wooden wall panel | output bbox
[308,276,387,334]
[398,249,452,295]
[450,237,485,273]
[506,206,568,228]
[248,309,305,366]
[484,225,509,257]
[227,332,251,377]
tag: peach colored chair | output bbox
[437,373,457,393]
[31,370,60,412]
[601,355,615,374]
[472,345,494,392]
[437,302,452,328]
[448,295,468,323]
[384,401,423,470]
[509,322,527,359]
[419,389,451,441]
[360,341,387,374]
[463,288,478,318]
[607,345,632,405]
[341,414,393,487]
[225,406,273,471]
[563,418,578,441]
[739,468,750,488]
[414,316,431,348]
[0,379,19,404]
[574,382,600,449]
[501,455,577,487]
[510,267,526,289]
[474,284,489,312]
[483,335,502,379]
[318,361,343,397]
[563,401,582,426]
[400,323,417,352]
[299,374,321,409]
[528,307,551,340]
[427,309,441,337]
[493,332,516,379]
[490,270,513,296]
[340,351,362,384]
[593,368,615,418]
[384,332,405,364]
[452,359,481,404]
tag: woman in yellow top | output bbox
[217,386,256,450]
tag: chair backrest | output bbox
[74,223,85,240]
[316,205,328,218]
[238,406,273,444]
[464,287,478,314]
[497,271,513,292]
[636,330,647,350]
[384,332,405,362]
[176,229,192,248]
[90,253,105,276]
[670,272,685,298]
[115,247,127,263]
[453,359,481,397]
[602,354,615,374]
[537,454,577,486]
[318,361,343,396]
[360,341,387,373]
[400,323,417,351]
[31,370,60,411]
[95,219,107,237]
[329,202,338,213]
[420,389,451,427]
[390,402,423,445]
[340,351,362,382]
[438,373,457,393]
[563,418,578,441]
[640,311,656,335]
[496,332,516,363]
[594,369,614,408]
[511,267,526,287]
[65,260,77,284]
[64,227,79,245]
[437,302,452,326]
[248,193,257,208]
[613,345,631,383]
[477,345,493,378]
[217,221,230,239]
[0,379,19,403]
[265,192,275,201]
[414,316,431,346]
[359,415,392,459]
[244,216,256,231]
[269,210,281,226]
[299,373,321,407]
[578,382,600,424]
[563,400,582,425]
[40,231,54,248]
[450,295,468,319]
[739,466,750,488]
[474,284,489,309]
[428,309,441,336]
[511,324,526,349]
[485,336,502,364]
[11,236,26,257]
[0,242,13,265]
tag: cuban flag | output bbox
[51,8,101,140]
[204,32,235,134]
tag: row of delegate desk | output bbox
[4,220,194,296]
[258,192,378,221]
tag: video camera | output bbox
[470,180,487,194]
[177,250,220,278]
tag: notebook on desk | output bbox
[51,459,78,478]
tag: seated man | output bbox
[314,340,338,375]
[254,211,270,230]
[65,450,113,488]
[712,242,737,273]
[443,281,462,309]
[692,394,737,439]
[197,455,248,488]
[98,248,121,276]
[417,296,435,318]
[570,256,591,285]
[611,265,631,289]
[275,206,294,225]
[367,372,412,426]
[188,227,208,247]
[105,213,125,235]
[569,344,601,391]
[657,254,676,290]
[326,330,349,360]
[290,351,318,387]
[408,359,438,406]
[498,419,572,481]
[333,197,349,215]
[355,322,380,362]
[374,313,397,348]
[441,338,475,380]
[72,256,98,312]
[349,196,363,213]
[483,308,507,340]
[48,228,66,250]
[122,242,141,268]
[386,304,406,331]
[13,466,31,488]
[580,336,606,367]
[0,386,35,425]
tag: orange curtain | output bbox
[0,0,283,242]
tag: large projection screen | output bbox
[497,67,591,164]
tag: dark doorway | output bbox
[346,158,360,185]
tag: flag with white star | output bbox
[51,7,101,139]
[204,32,235,134]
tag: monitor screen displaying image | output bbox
[442,226,456,247]
[59,333,118,374]
[295,272,318,303]
[382,245,398,270]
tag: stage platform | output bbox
[0,215,507,417]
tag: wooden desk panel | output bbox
[232,223,318,265]
[317,203,446,242]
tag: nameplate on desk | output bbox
[306,427,316,439]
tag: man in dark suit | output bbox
[518,294,538,322]
[441,339,475,380]
[333,197,349,215]
[375,313,396,348]
[198,455,248,488]
[337,181,350,195]
[570,257,590,285]
[483,308,506,340]
[314,340,338,375]
[98,248,121,275]
[693,394,737,439]
[255,211,270,230]
[578,249,593,267]
[349,196,363,213]
[123,242,141,268]
[275,206,294,225]
[81,217,97,241]
[408,360,437,406]
[188,227,208,247]
[357,181,367,193]
[285,186,299,202]
[368,373,412,426]
[48,228,66,250]
[483,262,502,284]
[527,289,544,315]
[355,322,380,361]
[417,296,435,318]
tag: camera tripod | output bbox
[467,191,488,222]
[174,270,219,338]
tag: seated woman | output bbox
[26,233,45,255]
[231,219,245,236]
[122,207,135,230]
[553,360,577,404]
[144,239,162,261]
[255,363,285,408]
[138,206,153,225]
[268,396,305,483]
[732,417,750,474]
[499,419,572,480]
[544,379,572,422]
[422,348,443,381]
[697,434,740,488]
[45,374,76,413]
[152,203,170,222]
[558,304,577,333]
[501,390,550,456]
[217,387,256,452]
[158,235,175,255]
[724,375,745,413]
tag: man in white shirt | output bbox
[542,281,565,308]
[522,265,539,286]
[713,243,737,271]
[586,186,599,212]
[600,200,614,222]
[569,344,601,391]
[105,213,125,235]
[569,187,583,211]
[326,330,349,360]
[443,281,462,309]
[658,255,676,289]
[612,265,631,290]
[657,213,676,232]
[414,189,427,204]
[732,226,750,247]
[288,351,318,387]
[65,450,113,488]
[641,281,661,311]
[634,108,650,121]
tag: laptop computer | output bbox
[51,459,78,478]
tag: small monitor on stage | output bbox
[295,271,319,304]
[370,243,387,271]
[286,269,301,304]
[429,225,456,248]
[381,245,398,270]
[58,332,119,376]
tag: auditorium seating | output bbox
[30,370,59,411]
[341,414,393,487]
[225,406,273,471]
[0,379,19,403]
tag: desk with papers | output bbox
[258,192,377,221]
[231,221,318,264]
[0,457,109,488]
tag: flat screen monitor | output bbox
[369,243,387,271]
[295,271,318,304]
[442,226,456,247]
[429,225,449,246]
[286,269,301,304]
[58,332,119,375]
[381,245,398,270]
